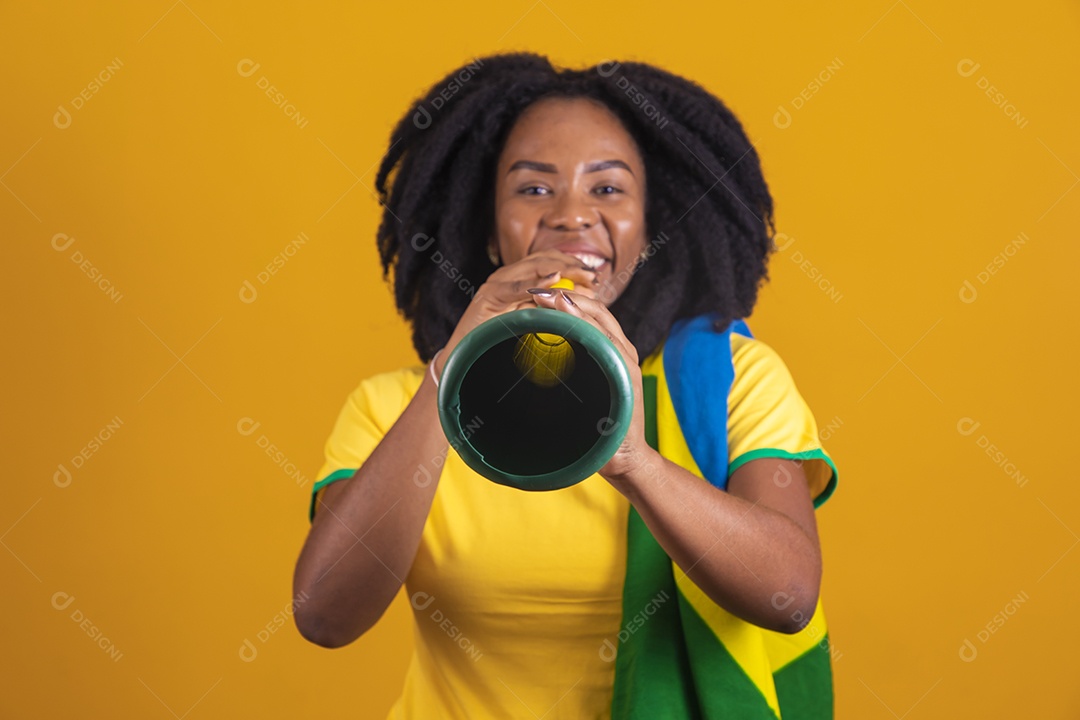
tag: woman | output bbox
[293,52,839,719]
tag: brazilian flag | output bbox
[610,314,836,719]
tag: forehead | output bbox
[499,97,642,166]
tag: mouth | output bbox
[547,237,613,273]
[563,251,609,272]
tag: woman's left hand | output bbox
[527,286,659,486]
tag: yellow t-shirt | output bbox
[309,333,838,719]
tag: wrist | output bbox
[428,347,446,388]
[604,445,664,497]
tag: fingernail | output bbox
[528,288,554,297]
[560,290,576,306]
[542,271,559,279]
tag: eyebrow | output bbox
[507,159,634,176]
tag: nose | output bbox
[544,191,597,230]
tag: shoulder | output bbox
[341,365,425,429]
[726,334,839,507]
[730,333,793,383]
[352,365,425,394]
[727,333,812,433]
[727,333,809,413]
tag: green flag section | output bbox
[772,637,835,720]
[610,505,699,719]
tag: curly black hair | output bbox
[373,52,776,363]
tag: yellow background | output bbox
[4,1,1077,717]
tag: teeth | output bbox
[567,252,607,269]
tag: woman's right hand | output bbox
[433,249,600,380]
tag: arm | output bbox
[292,368,446,648]
[608,451,822,634]
[529,289,823,634]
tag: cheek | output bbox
[497,202,537,261]
[608,211,647,272]
[505,215,529,237]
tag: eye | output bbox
[519,186,550,196]
[594,185,621,195]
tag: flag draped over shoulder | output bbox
[610,314,834,720]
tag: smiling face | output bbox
[492,96,648,304]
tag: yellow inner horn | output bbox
[514,278,576,387]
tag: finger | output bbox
[554,291,639,362]
[525,265,598,291]
[527,288,629,357]
[526,287,590,328]
[502,271,597,301]
[501,249,602,288]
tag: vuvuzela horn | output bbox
[436,279,632,491]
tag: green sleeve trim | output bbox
[727,448,838,509]
[308,468,358,523]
